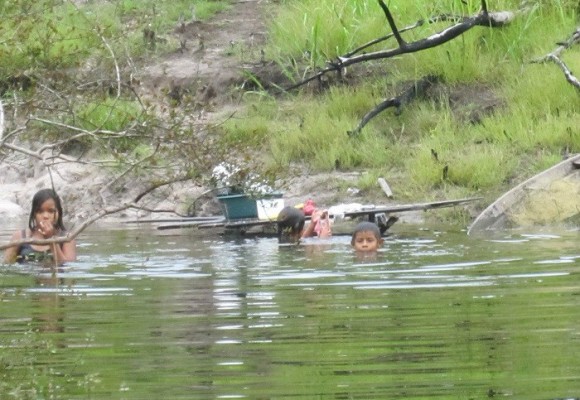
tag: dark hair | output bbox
[351,221,381,245]
[28,188,65,231]
[277,206,305,242]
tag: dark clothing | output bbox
[17,230,55,263]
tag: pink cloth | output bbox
[303,199,316,216]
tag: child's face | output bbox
[352,231,383,252]
[35,198,58,227]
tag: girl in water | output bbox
[3,188,76,264]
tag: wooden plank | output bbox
[377,177,394,198]
[157,217,226,230]
[127,216,223,224]
[156,197,480,231]
[340,197,481,219]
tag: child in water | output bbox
[351,221,384,253]
[3,188,77,264]
[276,206,332,243]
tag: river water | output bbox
[1,223,579,399]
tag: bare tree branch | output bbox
[377,0,406,48]
[0,173,198,252]
[547,54,580,90]
[343,14,461,58]
[532,27,580,91]
[67,0,122,98]
[285,0,514,92]
[98,143,162,204]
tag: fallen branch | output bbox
[0,203,133,251]
[547,54,580,90]
[0,175,193,251]
[343,14,467,59]
[348,75,439,136]
[532,27,580,91]
[285,0,514,92]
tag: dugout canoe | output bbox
[467,154,580,234]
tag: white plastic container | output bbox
[256,198,285,220]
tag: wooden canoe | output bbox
[468,154,580,234]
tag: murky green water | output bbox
[1,224,580,399]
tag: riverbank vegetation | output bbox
[0,0,578,226]
[223,0,579,218]
[0,0,237,220]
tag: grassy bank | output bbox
[222,0,579,221]
[0,0,229,74]
[1,0,578,225]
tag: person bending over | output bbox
[277,206,306,243]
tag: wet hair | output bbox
[277,206,305,242]
[28,188,65,232]
[351,221,382,245]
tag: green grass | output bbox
[0,0,230,75]
[76,98,141,132]
[229,0,580,211]
[1,0,578,224]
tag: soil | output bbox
[138,0,272,109]
[0,0,497,228]
[0,0,363,227]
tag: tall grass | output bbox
[0,0,230,75]
[241,0,580,207]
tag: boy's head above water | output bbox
[351,222,384,252]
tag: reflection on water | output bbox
[1,224,580,399]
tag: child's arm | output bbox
[51,238,77,263]
[3,231,21,264]
[301,209,332,238]
[317,212,332,238]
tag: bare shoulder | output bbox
[10,230,23,241]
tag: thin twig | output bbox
[68,0,122,98]
[377,0,406,48]
[285,3,514,92]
